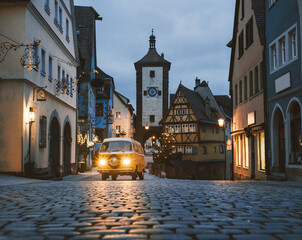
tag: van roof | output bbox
[103,138,142,146]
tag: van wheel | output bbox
[102,174,107,181]
[112,175,117,181]
[139,171,144,180]
[132,174,137,180]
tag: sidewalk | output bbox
[0,174,43,186]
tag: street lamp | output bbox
[145,124,150,130]
[26,107,36,176]
[218,118,225,128]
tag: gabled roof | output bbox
[114,91,134,113]
[252,0,265,45]
[134,49,171,69]
[93,67,115,89]
[214,95,232,119]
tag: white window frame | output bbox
[189,123,196,132]
[182,124,188,133]
[115,112,121,119]
[48,55,53,80]
[269,23,298,74]
[175,124,181,133]
[185,146,193,155]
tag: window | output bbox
[239,80,242,103]
[116,112,121,119]
[271,44,277,70]
[168,125,174,133]
[57,65,61,80]
[254,66,259,93]
[185,146,193,155]
[59,7,62,28]
[234,84,238,106]
[150,115,155,122]
[62,70,65,80]
[203,146,207,154]
[179,90,183,96]
[158,90,162,96]
[238,31,244,58]
[182,109,187,115]
[243,135,249,168]
[150,70,155,78]
[269,0,276,8]
[259,62,263,90]
[176,109,182,115]
[249,70,253,97]
[39,116,47,148]
[143,90,147,96]
[236,135,242,166]
[66,74,69,95]
[115,125,121,133]
[241,0,244,20]
[243,76,247,100]
[202,124,206,132]
[55,0,58,20]
[214,146,217,153]
[182,124,188,133]
[45,0,50,14]
[219,145,224,153]
[41,48,46,76]
[96,103,104,117]
[175,124,181,133]
[289,29,297,59]
[279,37,286,65]
[48,56,52,80]
[257,131,265,171]
[189,124,196,132]
[246,17,253,48]
[177,146,184,154]
[66,19,69,42]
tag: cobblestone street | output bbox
[0,173,302,240]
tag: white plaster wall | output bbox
[142,67,163,126]
[0,1,77,172]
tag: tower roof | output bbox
[134,30,171,69]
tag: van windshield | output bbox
[100,141,132,153]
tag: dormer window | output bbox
[179,90,183,96]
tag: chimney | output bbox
[161,52,164,58]
[205,97,210,117]
[195,77,201,87]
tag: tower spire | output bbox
[149,29,156,49]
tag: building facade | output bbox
[134,31,171,145]
[112,91,134,138]
[0,0,78,177]
[266,0,302,180]
[229,0,266,180]
[161,81,231,180]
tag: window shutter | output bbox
[192,146,198,155]
[39,116,47,148]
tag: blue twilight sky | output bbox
[74,0,236,110]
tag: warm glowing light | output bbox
[29,108,35,123]
[99,159,106,166]
[152,136,156,139]
[145,125,149,130]
[123,158,131,165]
[218,118,225,128]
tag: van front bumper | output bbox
[98,168,135,175]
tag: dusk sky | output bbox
[74,0,236,110]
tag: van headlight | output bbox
[123,158,131,165]
[99,159,107,166]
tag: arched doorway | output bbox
[272,108,286,173]
[288,101,301,164]
[49,117,60,176]
[63,122,72,175]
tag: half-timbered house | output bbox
[162,83,228,179]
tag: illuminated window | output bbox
[189,124,196,132]
[257,131,265,171]
[243,135,249,168]
[116,112,121,119]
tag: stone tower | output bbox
[134,30,171,143]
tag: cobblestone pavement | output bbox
[0,173,302,240]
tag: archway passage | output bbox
[63,122,72,175]
[289,102,301,164]
[273,108,286,173]
[49,117,60,176]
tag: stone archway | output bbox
[63,121,72,175]
[49,117,60,176]
[272,107,286,173]
[288,101,301,164]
